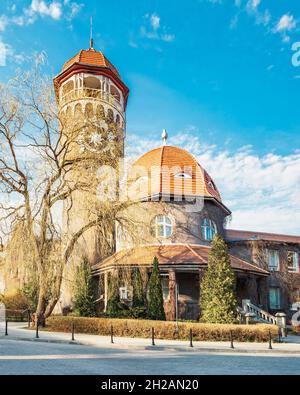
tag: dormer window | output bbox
[201,218,217,241]
[174,172,192,179]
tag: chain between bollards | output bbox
[71,322,75,341]
[189,328,193,348]
[268,330,273,350]
[110,325,114,344]
[151,327,155,346]
[5,320,8,336]
[230,330,234,349]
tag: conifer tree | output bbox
[147,257,166,320]
[200,235,237,323]
[106,272,121,317]
[73,258,97,317]
[132,268,145,308]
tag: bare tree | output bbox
[0,63,141,325]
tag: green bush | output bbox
[73,258,97,317]
[0,291,30,320]
[46,316,278,342]
[0,291,29,310]
[292,326,300,335]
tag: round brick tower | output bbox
[53,41,129,310]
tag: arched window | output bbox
[201,218,217,241]
[110,85,121,102]
[154,215,173,238]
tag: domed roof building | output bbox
[55,42,300,321]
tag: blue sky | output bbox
[0,0,300,233]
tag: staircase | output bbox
[241,299,278,325]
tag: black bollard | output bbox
[151,327,155,346]
[35,322,39,339]
[268,330,273,350]
[189,328,193,348]
[5,320,8,336]
[71,322,75,341]
[110,325,114,344]
[230,330,234,349]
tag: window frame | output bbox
[154,215,173,238]
[267,249,280,272]
[287,251,299,273]
[269,287,281,310]
[201,218,217,241]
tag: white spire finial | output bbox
[90,16,94,49]
[162,129,168,146]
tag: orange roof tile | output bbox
[62,48,120,78]
[226,229,300,244]
[127,146,229,211]
[93,244,269,276]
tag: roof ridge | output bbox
[186,244,206,263]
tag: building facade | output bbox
[1,43,300,321]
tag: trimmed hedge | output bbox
[292,326,300,335]
[46,316,278,342]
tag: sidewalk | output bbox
[1,322,300,354]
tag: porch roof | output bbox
[93,244,269,276]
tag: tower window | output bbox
[83,76,101,90]
[110,85,121,102]
[201,218,217,241]
[154,215,173,238]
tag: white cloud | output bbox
[0,15,8,31]
[138,13,175,45]
[0,40,9,66]
[126,131,300,235]
[275,14,296,33]
[150,14,160,31]
[27,0,62,20]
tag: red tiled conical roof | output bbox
[62,48,120,78]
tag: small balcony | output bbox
[60,87,124,113]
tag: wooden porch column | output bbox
[169,270,177,321]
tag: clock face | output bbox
[78,120,116,154]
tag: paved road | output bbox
[1,338,300,375]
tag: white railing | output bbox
[60,88,124,113]
[242,299,277,325]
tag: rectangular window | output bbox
[287,251,299,273]
[269,287,281,309]
[119,286,132,301]
[161,277,170,301]
[267,250,280,271]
